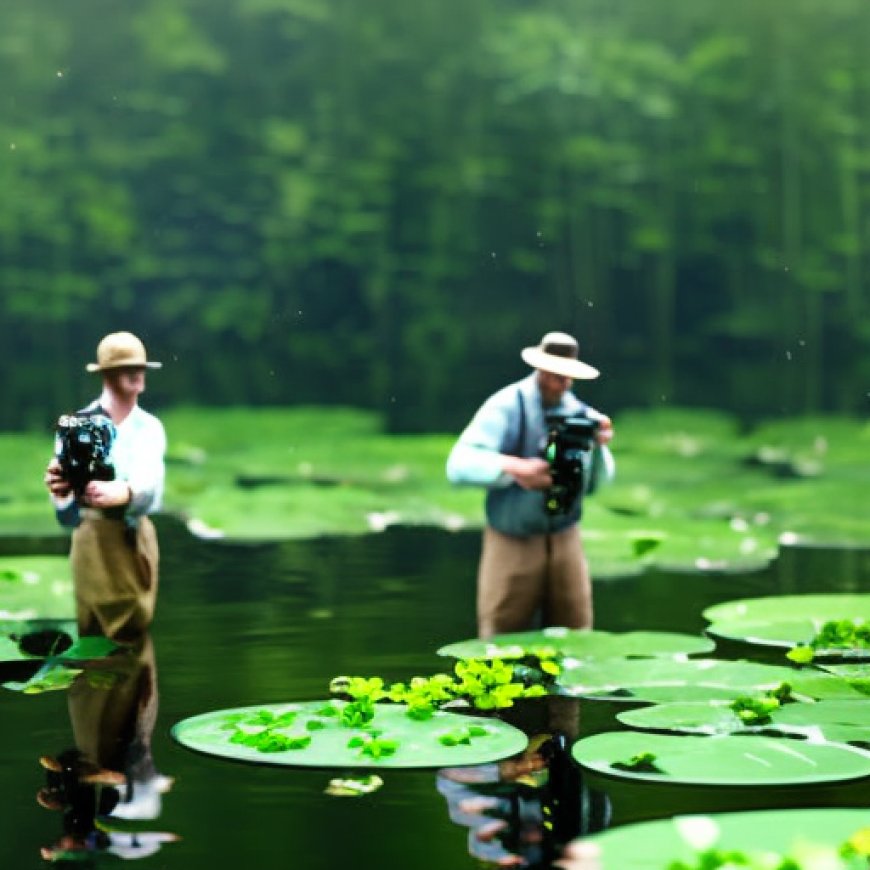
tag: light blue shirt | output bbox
[446,373,613,536]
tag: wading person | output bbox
[44,332,166,642]
[446,332,614,639]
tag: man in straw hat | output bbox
[44,332,167,641]
[446,332,614,638]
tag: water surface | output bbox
[1,523,868,868]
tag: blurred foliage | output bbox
[2,0,870,431]
[5,406,869,575]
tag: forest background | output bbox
[2,0,870,435]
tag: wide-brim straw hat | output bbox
[520,331,599,380]
[86,331,162,372]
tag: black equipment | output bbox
[54,414,116,497]
[543,413,598,516]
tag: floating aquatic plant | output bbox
[729,683,795,725]
[788,619,870,664]
[331,658,548,720]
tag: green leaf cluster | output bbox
[224,708,313,753]
[789,620,870,664]
[346,733,399,759]
[729,683,795,726]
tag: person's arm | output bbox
[85,417,166,516]
[446,393,552,490]
[44,458,80,528]
[582,409,616,493]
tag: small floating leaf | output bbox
[324,775,384,797]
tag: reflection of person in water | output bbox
[36,633,177,862]
[437,733,610,868]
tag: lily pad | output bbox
[818,662,870,686]
[0,619,77,664]
[556,657,867,702]
[437,629,714,661]
[571,731,870,785]
[706,616,870,661]
[703,593,870,624]
[617,699,870,744]
[172,701,528,769]
[581,807,870,869]
[2,634,120,693]
[0,557,74,620]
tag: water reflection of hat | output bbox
[521,331,599,380]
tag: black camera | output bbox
[54,414,116,497]
[543,413,599,516]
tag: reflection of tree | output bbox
[36,634,178,862]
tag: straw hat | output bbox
[521,331,599,380]
[86,332,162,373]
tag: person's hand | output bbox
[554,840,602,870]
[83,479,132,509]
[595,415,614,446]
[502,456,552,490]
[44,460,72,498]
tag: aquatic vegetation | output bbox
[172,701,529,768]
[571,732,870,785]
[323,774,384,797]
[438,627,715,662]
[4,408,870,575]
[332,658,549,718]
[584,809,870,870]
[788,619,870,664]
[728,683,795,725]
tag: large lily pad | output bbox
[703,593,870,624]
[172,701,528,769]
[437,629,714,661]
[571,731,870,785]
[617,699,870,744]
[557,657,867,702]
[582,807,870,870]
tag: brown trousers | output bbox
[476,524,592,639]
[71,514,159,642]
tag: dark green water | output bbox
[1,523,868,868]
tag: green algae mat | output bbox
[570,731,870,786]
[437,628,714,661]
[581,807,869,869]
[172,700,528,769]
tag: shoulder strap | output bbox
[512,387,526,456]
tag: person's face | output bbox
[537,369,572,406]
[105,366,146,399]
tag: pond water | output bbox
[1,522,868,868]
